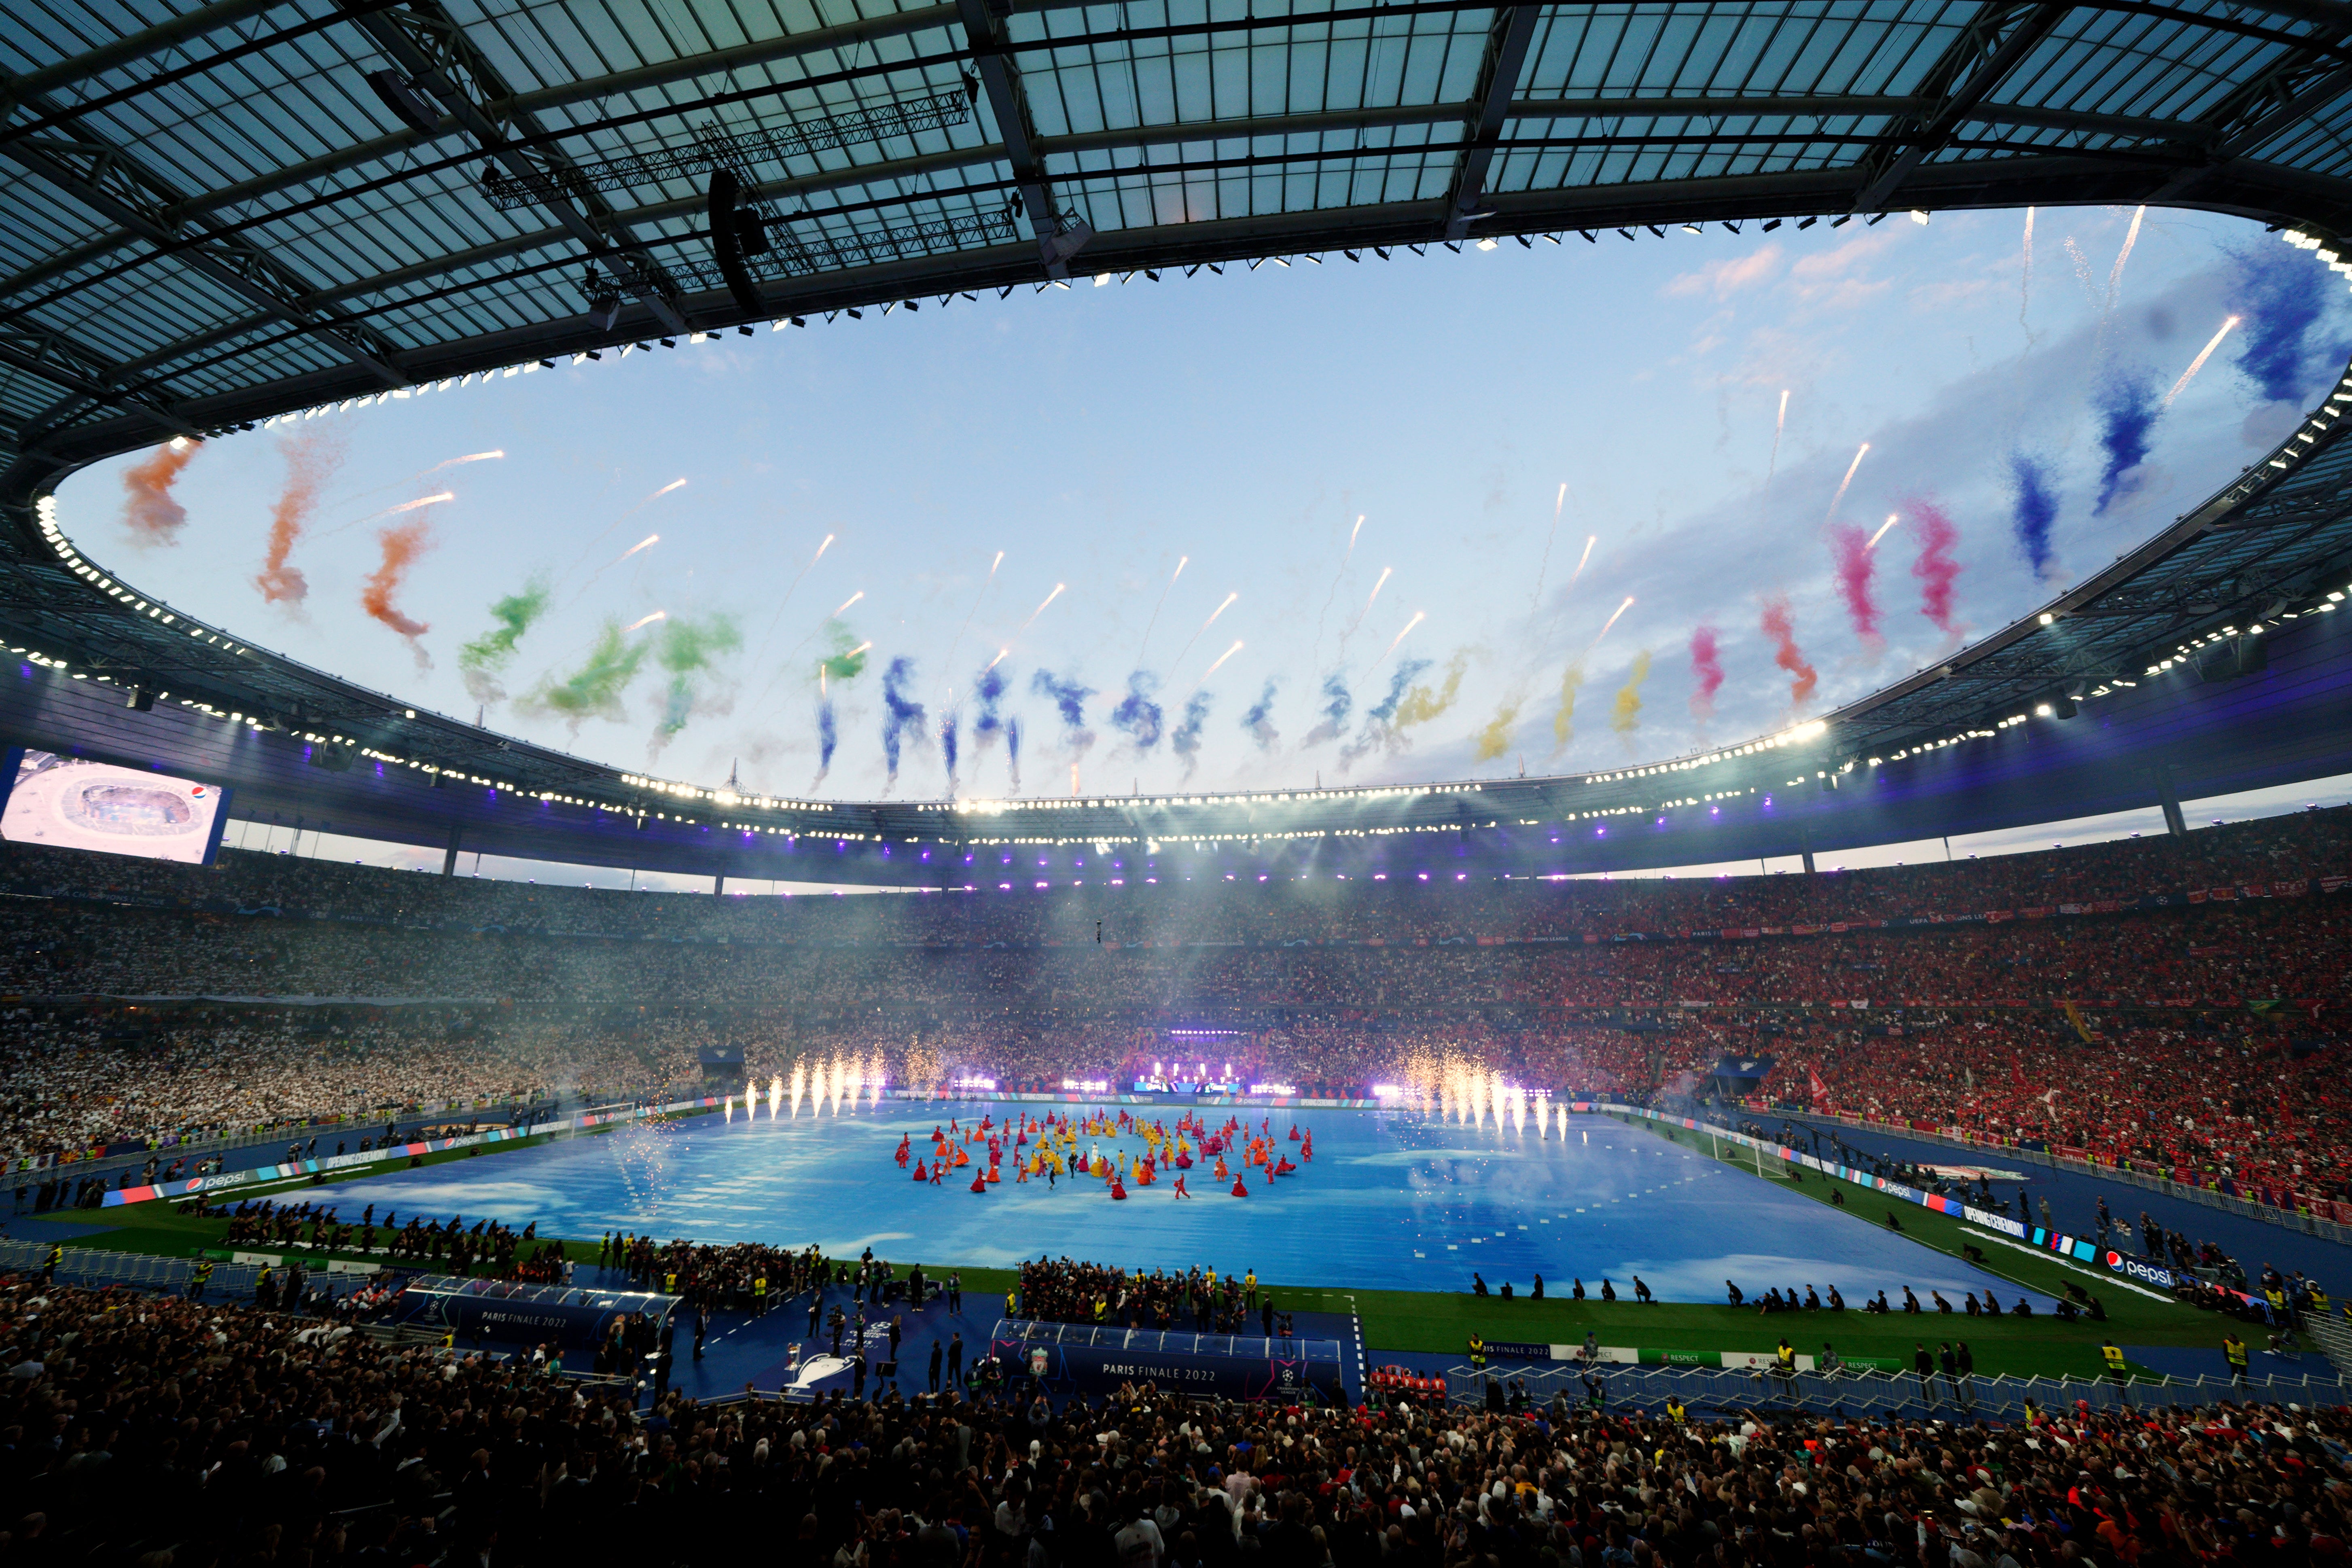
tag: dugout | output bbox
[990,1319,1342,1401]
[388,1274,678,1351]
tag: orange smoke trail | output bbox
[1761,595,1818,706]
[120,439,203,546]
[254,432,345,605]
[363,516,435,663]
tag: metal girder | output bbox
[0,119,409,388]
[0,0,287,115]
[957,0,1086,278]
[0,323,203,445]
[343,0,687,333]
[1445,5,1543,241]
[1852,1,2072,213]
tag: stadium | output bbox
[6,0,2352,1561]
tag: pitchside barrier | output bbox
[1593,1104,2288,1304]
[990,1318,1343,1401]
[0,1237,265,1296]
[1442,1360,2351,1420]
[97,1095,725,1208]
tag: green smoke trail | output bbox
[653,614,744,746]
[457,577,553,702]
[524,620,648,728]
[816,619,869,683]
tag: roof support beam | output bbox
[0,324,203,444]
[1851,1,2071,213]
[0,0,287,114]
[343,0,686,332]
[957,0,1088,278]
[0,117,409,388]
[1446,4,1543,241]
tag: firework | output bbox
[2164,315,2242,407]
[1136,554,1187,661]
[1824,442,1870,523]
[1019,583,1066,631]
[1372,610,1426,668]
[1189,640,1244,692]
[625,610,667,633]
[1568,535,1596,590]
[1867,513,1900,549]
[2104,205,2146,314]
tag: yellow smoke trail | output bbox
[1551,663,1584,751]
[1611,649,1652,736]
[1825,442,1869,522]
[624,610,666,633]
[2164,315,2242,407]
[1393,650,1468,728]
[1019,583,1066,631]
[1371,609,1426,668]
[1867,513,1899,549]
[1473,697,1522,761]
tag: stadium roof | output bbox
[6,0,2352,881]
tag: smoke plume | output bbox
[972,662,1009,746]
[649,613,742,754]
[458,577,553,703]
[1303,673,1352,746]
[1551,663,1584,752]
[525,620,648,729]
[941,711,960,790]
[1611,650,1652,739]
[2232,244,2341,403]
[1828,524,1883,649]
[1688,626,1723,719]
[120,440,201,547]
[2007,451,2060,580]
[1366,658,1430,725]
[2093,370,2162,514]
[255,430,346,605]
[813,697,838,790]
[1392,651,1469,730]
[1241,680,1281,750]
[1907,498,1964,636]
[1760,596,1818,707]
[1109,671,1165,750]
[817,620,870,682]
[362,516,434,665]
[1171,691,1212,777]
[1004,716,1023,792]
[1472,698,1522,762]
[879,656,928,787]
[1030,669,1096,755]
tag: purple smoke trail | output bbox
[1030,669,1096,754]
[879,656,927,787]
[812,696,838,791]
[2093,371,2162,515]
[1004,716,1023,792]
[941,710,960,792]
[1108,671,1165,749]
[1828,524,1883,648]
[2007,451,2060,580]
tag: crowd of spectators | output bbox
[3,1269,2350,1566]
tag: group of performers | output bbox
[894,1107,1313,1199]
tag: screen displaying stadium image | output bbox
[0,748,230,865]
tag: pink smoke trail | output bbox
[363,516,435,664]
[2164,315,2242,407]
[1907,497,1964,636]
[121,440,202,546]
[1829,523,1883,648]
[1688,626,1724,719]
[1824,442,1869,523]
[1760,595,1818,706]
[254,431,344,605]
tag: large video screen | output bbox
[0,749,230,865]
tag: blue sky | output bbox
[63,204,2352,806]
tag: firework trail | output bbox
[1688,626,1724,719]
[2166,315,2242,407]
[1568,535,1597,591]
[1170,590,1240,670]
[362,516,434,665]
[830,591,864,620]
[1392,650,1468,729]
[2233,246,2337,401]
[650,614,743,756]
[565,477,686,580]
[1031,669,1096,754]
[1135,554,1187,662]
[1371,610,1426,670]
[2094,371,2163,513]
[1241,680,1281,750]
[1189,640,1244,693]
[623,610,667,633]
[424,449,503,477]
[1303,673,1352,746]
[1473,697,1524,762]
[1549,663,1585,753]
[523,620,648,729]
[1765,389,1790,496]
[1342,568,1394,647]
[879,656,928,787]
[2104,205,2146,315]
[941,548,1004,684]
[1829,524,1884,648]
[254,430,346,606]
[1907,497,1964,636]
[812,697,838,790]
[120,439,201,547]
[459,576,553,702]
[2009,451,2060,578]
[2063,235,2096,297]
[1526,485,1567,617]
[941,710,961,792]
[1760,596,1818,706]
[1109,672,1165,749]
[1868,513,1901,549]
[1824,441,1870,523]
[1610,650,1652,738]
[308,489,456,548]
[1313,514,1365,665]
[1171,691,1212,777]
[986,648,1008,672]
[1019,583,1065,632]
[752,532,837,662]
[1587,595,1636,656]
[2019,208,2034,331]
[612,533,659,565]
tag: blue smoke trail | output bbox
[879,655,926,786]
[1005,716,1023,792]
[972,661,1007,742]
[2232,244,2339,403]
[1109,670,1165,750]
[1241,678,1280,750]
[1030,668,1096,753]
[2007,452,2059,580]
[941,710,960,788]
[813,696,838,790]
[2093,370,2161,515]
[1366,657,1432,724]
[1172,691,1212,777]
[1303,672,1352,746]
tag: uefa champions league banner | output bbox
[98,1095,723,1208]
[1596,1103,2183,1292]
